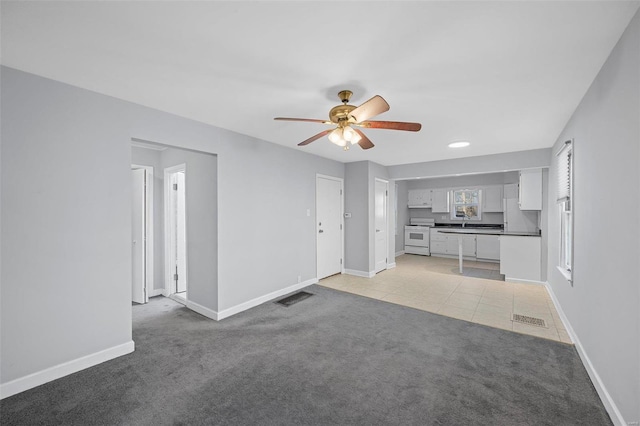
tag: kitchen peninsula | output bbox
[438,227,542,283]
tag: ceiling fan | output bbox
[274,90,422,150]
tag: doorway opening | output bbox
[165,164,188,304]
[131,165,154,304]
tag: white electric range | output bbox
[404,218,435,256]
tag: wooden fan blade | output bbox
[274,117,332,124]
[357,120,422,132]
[298,129,333,146]
[354,129,374,150]
[349,95,390,123]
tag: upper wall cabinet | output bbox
[519,169,543,210]
[482,186,504,212]
[431,189,450,213]
[408,189,432,208]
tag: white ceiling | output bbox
[2,1,638,166]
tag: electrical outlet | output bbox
[297,275,301,283]
[441,215,447,220]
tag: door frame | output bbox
[164,163,188,299]
[316,174,345,279]
[374,178,389,274]
[131,164,154,303]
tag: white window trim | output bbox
[557,266,572,282]
[450,188,483,221]
[556,139,573,284]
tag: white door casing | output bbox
[175,172,187,293]
[316,175,343,280]
[131,168,146,304]
[374,179,388,273]
[164,164,188,297]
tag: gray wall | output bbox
[547,10,639,423]
[161,147,218,310]
[395,180,408,254]
[0,67,344,388]
[344,161,394,273]
[540,168,548,282]
[368,162,391,270]
[389,149,551,180]
[405,171,519,189]
[344,161,369,272]
[2,69,133,384]
[131,146,165,291]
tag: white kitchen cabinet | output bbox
[431,189,450,213]
[430,229,448,255]
[445,237,459,255]
[519,169,542,210]
[430,240,447,255]
[499,235,541,282]
[430,229,476,256]
[461,235,477,256]
[447,235,476,256]
[430,228,446,255]
[408,189,432,208]
[482,186,504,213]
[476,234,500,260]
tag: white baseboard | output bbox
[186,300,218,320]
[387,262,397,269]
[545,282,627,426]
[215,278,318,321]
[505,277,546,286]
[395,250,405,256]
[0,340,135,400]
[344,269,375,278]
[149,288,164,298]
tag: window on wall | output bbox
[450,189,482,221]
[556,140,573,282]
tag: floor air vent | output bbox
[512,314,547,328]
[275,291,314,307]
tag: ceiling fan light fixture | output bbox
[448,141,470,148]
[350,130,362,144]
[328,128,347,146]
[342,126,356,142]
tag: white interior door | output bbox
[374,179,388,273]
[175,172,187,293]
[317,176,342,279]
[131,168,146,304]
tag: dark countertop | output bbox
[436,228,541,237]
[433,223,503,229]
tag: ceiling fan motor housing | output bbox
[329,90,357,125]
[329,104,356,124]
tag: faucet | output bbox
[462,212,472,227]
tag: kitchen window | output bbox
[450,189,482,221]
[556,139,573,283]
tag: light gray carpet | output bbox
[1,285,611,425]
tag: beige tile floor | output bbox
[320,254,572,344]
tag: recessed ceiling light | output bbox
[448,141,470,148]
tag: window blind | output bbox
[556,140,572,204]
